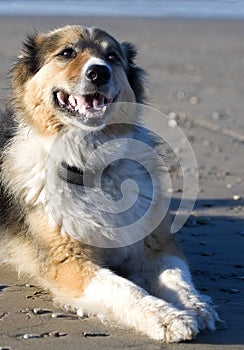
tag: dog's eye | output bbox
[58,48,76,59]
[107,52,120,64]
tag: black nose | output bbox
[85,64,111,86]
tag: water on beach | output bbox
[1,0,244,19]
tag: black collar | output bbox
[58,161,93,187]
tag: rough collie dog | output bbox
[0,25,222,342]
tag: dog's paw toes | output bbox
[193,302,223,331]
[150,311,199,342]
[164,312,199,343]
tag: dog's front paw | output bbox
[164,311,199,343]
[149,310,199,343]
[192,301,225,331]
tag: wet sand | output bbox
[0,16,243,349]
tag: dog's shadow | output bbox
[171,197,244,345]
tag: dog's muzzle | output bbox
[54,63,117,128]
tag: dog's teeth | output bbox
[57,91,67,106]
[57,91,109,119]
[93,95,104,109]
[68,95,77,108]
[79,104,86,115]
[74,104,86,115]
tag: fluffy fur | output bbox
[0,25,222,342]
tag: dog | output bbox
[0,25,222,342]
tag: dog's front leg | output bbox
[28,212,198,342]
[146,254,223,332]
[63,267,199,342]
[40,247,199,342]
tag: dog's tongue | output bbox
[67,94,105,117]
[69,94,101,110]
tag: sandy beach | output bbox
[0,16,243,350]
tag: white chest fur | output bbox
[3,125,166,251]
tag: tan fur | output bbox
[26,210,98,298]
[22,51,94,135]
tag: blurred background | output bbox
[0,0,244,18]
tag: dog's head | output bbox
[12,25,146,134]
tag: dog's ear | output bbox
[12,32,45,88]
[121,42,147,104]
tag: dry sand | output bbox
[0,16,243,350]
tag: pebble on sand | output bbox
[176,91,186,100]
[168,119,178,128]
[189,96,199,104]
[201,252,215,257]
[23,333,41,339]
[33,308,52,315]
[82,332,110,338]
[51,312,66,318]
[48,331,63,337]
[229,288,240,294]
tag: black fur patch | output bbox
[21,33,42,76]
[0,109,26,231]
[121,42,147,104]
[13,32,62,85]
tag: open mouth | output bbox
[55,90,115,127]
